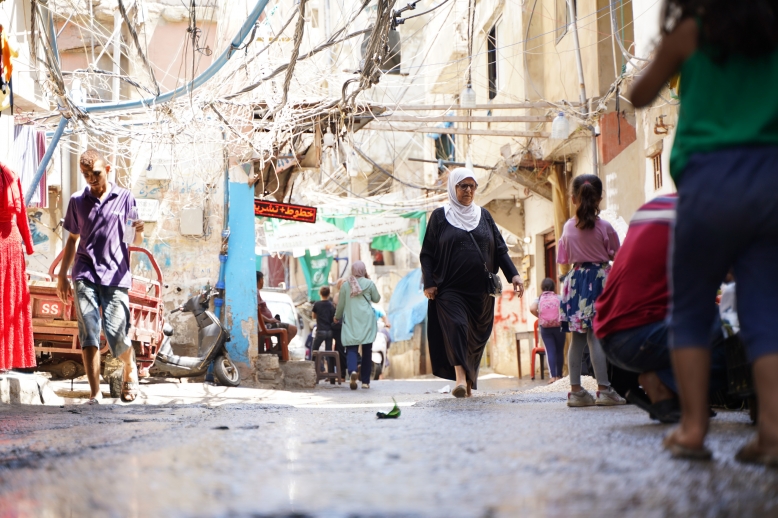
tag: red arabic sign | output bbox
[254,200,317,224]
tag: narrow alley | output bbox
[0,376,774,517]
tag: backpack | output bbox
[538,292,561,328]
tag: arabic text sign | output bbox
[254,200,317,224]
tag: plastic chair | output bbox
[531,320,546,380]
[258,310,289,361]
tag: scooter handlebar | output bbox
[170,307,183,314]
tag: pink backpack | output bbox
[537,292,561,328]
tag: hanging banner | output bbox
[254,199,317,223]
[299,251,334,301]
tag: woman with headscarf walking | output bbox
[420,168,524,398]
[0,162,35,372]
[334,261,381,389]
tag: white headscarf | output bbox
[443,167,481,231]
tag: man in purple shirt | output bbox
[57,150,144,403]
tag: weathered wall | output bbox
[225,164,259,376]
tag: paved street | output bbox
[0,375,776,517]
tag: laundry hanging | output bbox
[11,125,47,208]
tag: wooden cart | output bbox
[30,247,166,379]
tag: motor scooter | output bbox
[153,289,241,386]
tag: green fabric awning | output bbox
[401,211,428,245]
[322,216,356,234]
[371,234,402,252]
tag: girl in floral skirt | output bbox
[558,174,625,407]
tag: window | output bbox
[487,23,498,100]
[556,0,576,43]
[435,135,455,175]
[652,154,663,190]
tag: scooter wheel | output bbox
[213,355,241,387]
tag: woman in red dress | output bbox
[0,162,35,371]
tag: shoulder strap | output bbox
[467,231,489,272]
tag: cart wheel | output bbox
[213,355,240,387]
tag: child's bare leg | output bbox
[668,348,710,450]
[753,353,778,451]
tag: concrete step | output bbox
[0,372,64,406]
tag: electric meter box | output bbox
[179,208,204,236]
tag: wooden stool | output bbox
[312,351,342,384]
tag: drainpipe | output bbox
[567,0,598,176]
[213,131,230,321]
[26,4,71,205]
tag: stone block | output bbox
[280,361,316,389]
[0,373,63,405]
[254,354,284,388]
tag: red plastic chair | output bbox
[531,320,546,380]
[258,310,289,361]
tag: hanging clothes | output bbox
[11,125,47,208]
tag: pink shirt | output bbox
[557,218,620,265]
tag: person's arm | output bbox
[490,213,524,297]
[13,177,34,255]
[419,211,438,300]
[604,223,621,261]
[629,17,698,108]
[334,284,347,322]
[369,281,381,303]
[529,300,539,317]
[129,197,144,246]
[57,233,79,303]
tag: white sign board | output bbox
[348,217,408,240]
[263,221,348,252]
[136,199,160,222]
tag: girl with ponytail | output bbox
[557,174,625,407]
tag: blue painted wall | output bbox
[224,165,258,366]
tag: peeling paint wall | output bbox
[225,164,259,375]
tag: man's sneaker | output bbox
[567,389,596,407]
[596,387,627,406]
[350,372,358,390]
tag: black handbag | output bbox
[467,231,503,297]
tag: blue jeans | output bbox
[346,343,373,384]
[601,320,729,395]
[671,145,778,361]
[539,326,565,378]
[74,280,132,358]
[601,321,676,393]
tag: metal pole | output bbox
[567,0,598,176]
[112,7,122,182]
[26,117,68,206]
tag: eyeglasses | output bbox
[456,183,477,191]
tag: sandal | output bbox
[121,381,138,403]
[466,380,472,398]
[452,384,467,398]
[86,397,100,405]
[735,438,778,467]
[663,430,712,460]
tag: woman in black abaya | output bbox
[420,168,524,398]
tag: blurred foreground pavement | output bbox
[0,375,775,517]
